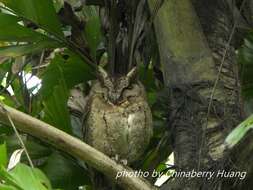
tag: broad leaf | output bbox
[139,65,158,91]
[0,163,52,190]
[42,152,91,190]
[43,79,72,133]
[0,184,18,190]
[43,80,72,134]
[0,58,12,84]
[0,166,17,187]
[0,0,63,38]
[0,12,49,42]
[40,51,93,99]
[0,41,61,57]
[83,6,102,58]
[0,142,7,167]
[40,51,93,133]
[225,114,253,148]
[2,135,52,164]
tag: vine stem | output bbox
[198,0,247,170]
[0,102,34,168]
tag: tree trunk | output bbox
[149,0,242,189]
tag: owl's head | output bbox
[97,66,137,104]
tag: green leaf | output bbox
[147,91,157,106]
[139,65,158,91]
[42,152,91,190]
[0,166,18,187]
[3,135,51,162]
[0,0,63,38]
[225,114,253,148]
[40,51,93,99]
[83,6,102,58]
[0,164,52,190]
[0,12,49,42]
[0,123,13,135]
[239,31,253,99]
[0,58,12,83]
[9,78,26,111]
[32,168,52,190]
[142,149,158,170]
[0,184,18,190]
[0,142,7,167]
[0,41,61,57]
[40,51,94,134]
[53,0,64,12]
[43,79,72,134]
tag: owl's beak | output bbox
[108,92,121,105]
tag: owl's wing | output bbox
[67,85,89,138]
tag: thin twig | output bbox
[32,63,50,70]
[206,0,246,124]
[0,102,34,168]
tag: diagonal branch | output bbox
[0,104,156,190]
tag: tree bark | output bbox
[192,0,243,189]
[149,0,242,189]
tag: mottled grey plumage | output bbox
[83,67,153,163]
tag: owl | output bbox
[83,66,153,164]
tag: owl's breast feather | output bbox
[84,81,153,163]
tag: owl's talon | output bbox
[112,154,119,162]
[112,155,127,165]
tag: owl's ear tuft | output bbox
[126,67,138,81]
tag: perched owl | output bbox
[83,66,153,164]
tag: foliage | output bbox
[225,114,253,148]
[0,142,7,167]
[239,31,253,100]
[0,143,54,190]
[225,31,253,148]
[0,0,168,189]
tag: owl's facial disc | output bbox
[101,77,129,104]
[107,89,122,104]
[97,66,137,104]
